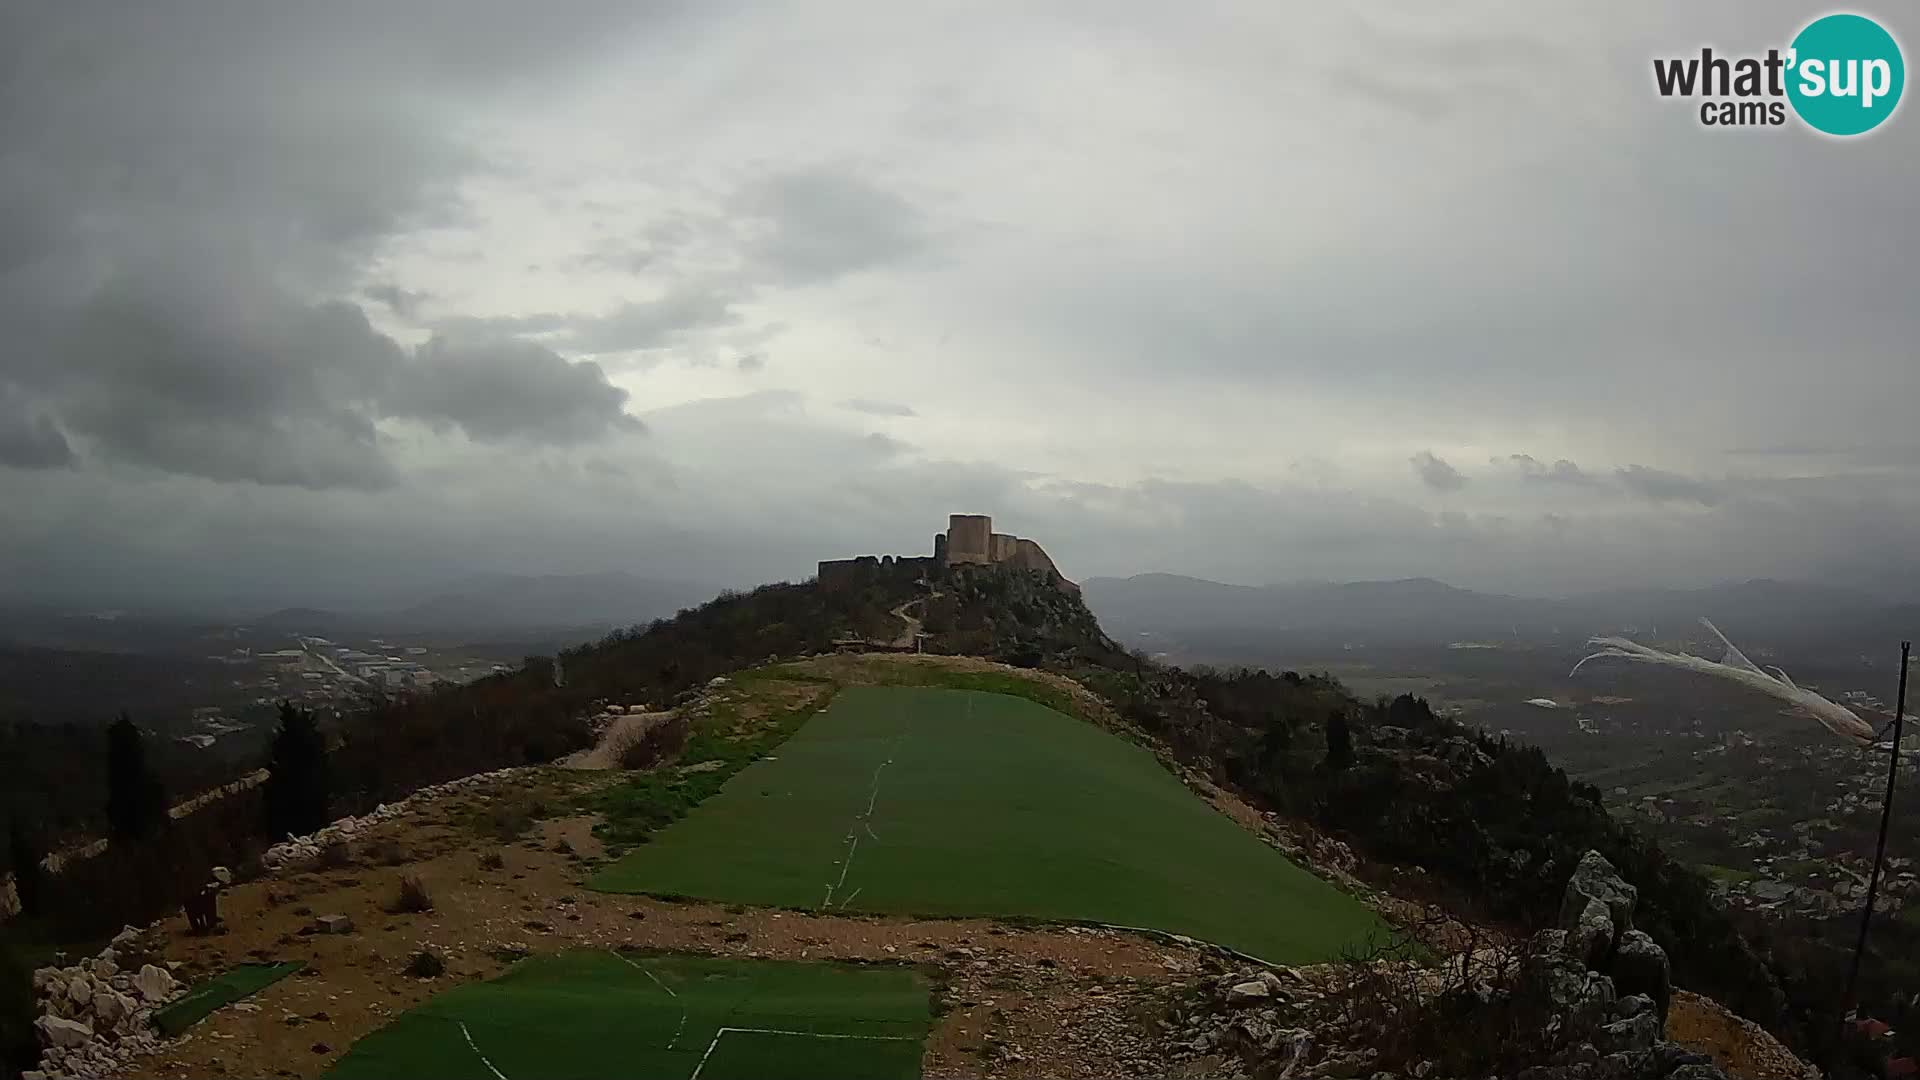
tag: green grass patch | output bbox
[591,686,1388,964]
[1694,863,1757,886]
[324,950,930,1080]
[583,681,834,852]
[151,961,306,1037]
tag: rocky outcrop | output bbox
[1168,850,1750,1080]
[1512,850,1716,1080]
[27,926,186,1079]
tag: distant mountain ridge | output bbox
[1082,573,1911,653]
[254,571,718,635]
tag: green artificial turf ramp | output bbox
[151,961,306,1036]
[592,687,1387,963]
[324,951,930,1080]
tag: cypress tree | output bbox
[1325,708,1355,771]
[105,712,166,842]
[264,701,330,839]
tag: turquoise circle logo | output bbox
[1787,13,1905,136]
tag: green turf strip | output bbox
[151,961,306,1037]
[592,687,1388,963]
[324,951,931,1080]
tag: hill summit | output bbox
[817,512,1079,596]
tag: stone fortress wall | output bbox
[817,513,1078,595]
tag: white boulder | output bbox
[36,1014,93,1049]
[1225,980,1271,1006]
[133,964,176,1002]
[92,988,135,1030]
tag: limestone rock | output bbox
[1559,851,1637,939]
[66,974,93,1006]
[36,1013,93,1049]
[314,913,354,934]
[1225,980,1271,1006]
[1611,930,1671,1025]
[1595,1013,1659,1054]
[1566,896,1616,970]
[1613,994,1654,1020]
[133,964,176,1002]
[92,988,135,1030]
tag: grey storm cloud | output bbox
[3,1,1920,612]
[735,167,930,285]
[364,284,430,319]
[1506,454,1606,488]
[564,283,747,356]
[1411,451,1468,491]
[842,399,918,418]
[388,339,642,444]
[0,387,74,469]
[0,1,661,490]
[1614,465,1724,507]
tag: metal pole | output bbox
[1837,639,1909,1051]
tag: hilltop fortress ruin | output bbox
[817,514,1079,595]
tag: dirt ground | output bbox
[559,710,672,770]
[121,770,1228,1080]
[1668,990,1821,1080]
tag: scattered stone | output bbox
[1225,980,1272,1007]
[313,914,354,935]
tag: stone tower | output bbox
[946,514,993,565]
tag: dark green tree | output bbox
[1,943,37,1080]
[6,817,45,918]
[264,701,330,839]
[1324,708,1354,771]
[105,712,166,842]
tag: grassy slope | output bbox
[325,951,930,1080]
[592,686,1387,964]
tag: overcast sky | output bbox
[3,1,1918,613]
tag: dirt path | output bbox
[559,710,671,770]
[120,770,1227,1080]
[886,596,926,649]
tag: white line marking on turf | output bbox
[687,1027,914,1080]
[820,717,908,910]
[458,1020,510,1080]
[841,886,863,907]
[609,951,687,1049]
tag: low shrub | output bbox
[404,948,446,978]
[389,874,433,914]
